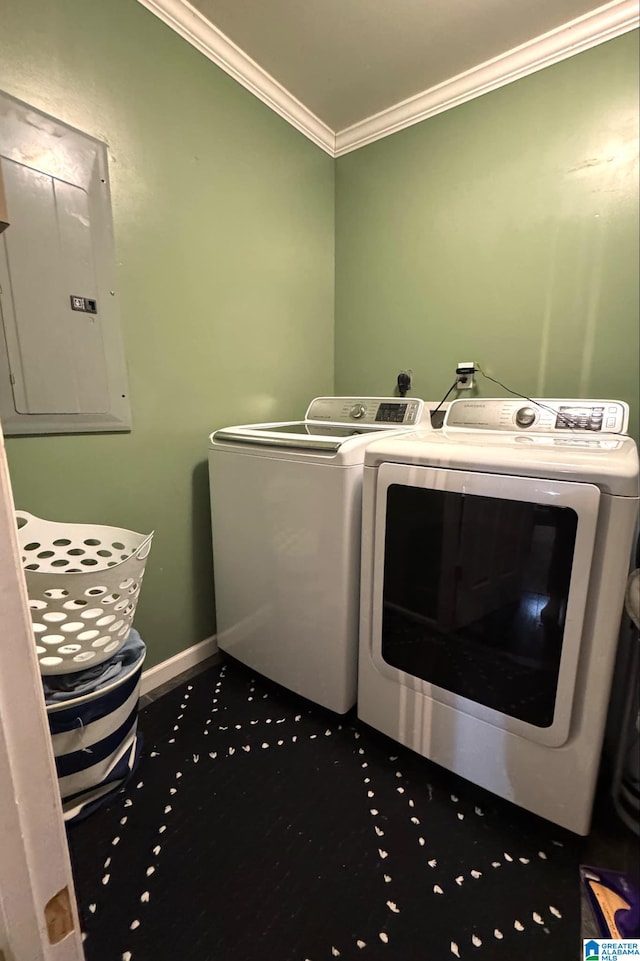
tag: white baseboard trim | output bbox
[140,635,218,696]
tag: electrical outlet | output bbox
[455,361,475,390]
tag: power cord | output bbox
[432,379,459,415]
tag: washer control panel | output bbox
[306,396,424,426]
[445,399,629,434]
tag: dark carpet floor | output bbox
[68,656,588,961]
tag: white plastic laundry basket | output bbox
[16,511,153,675]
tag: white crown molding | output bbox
[335,0,639,156]
[138,0,638,159]
[136,0,336,155]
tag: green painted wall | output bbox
[335,32,639,441]
[0,0,335,667]
[1,5,638,672]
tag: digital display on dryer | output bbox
[555,406,604,431]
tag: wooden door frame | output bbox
[0,424,84,961]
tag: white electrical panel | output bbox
[0,92,131,434]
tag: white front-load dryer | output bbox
[208,396,436,714]
[357,397,639,833]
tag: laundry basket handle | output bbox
[15,510,36,530]
[134,532,154,561]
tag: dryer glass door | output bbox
[371,464,600,746]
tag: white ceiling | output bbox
[139,0,639,153]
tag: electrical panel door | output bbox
[0,92,131,434]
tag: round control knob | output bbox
[350,403,366,419]
[515,406,537,428]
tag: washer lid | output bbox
[210,397,432,456]
[212,421,382,453]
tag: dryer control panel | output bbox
[306,396,425,426]
[445,399,629,434]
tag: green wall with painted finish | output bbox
[335,32,639,440]
[0,0,335,668]
[1,7,638,674]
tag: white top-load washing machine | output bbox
[208,396,436,714]
[358,397,639,834]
